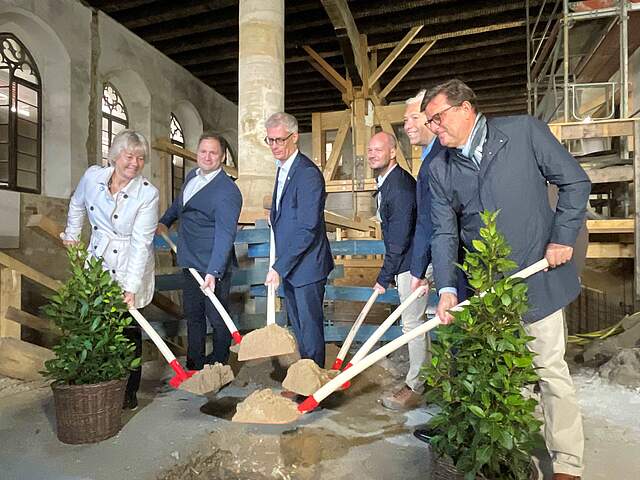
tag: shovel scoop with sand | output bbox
[237,225,297,361]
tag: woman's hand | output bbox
[123,291,135,309]
[62,239,80,247]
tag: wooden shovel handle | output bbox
[267,226,276,326]
[333,290,379,369]
[129,308,176,364]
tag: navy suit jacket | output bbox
[159,169,242,278]
[376,165,417,288]
[270,152,334,287]
[409,139,445,279]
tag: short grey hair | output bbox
[265,112,298,134]
[405,89,426,106]
[107,130,149,166]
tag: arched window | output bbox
[169,113,185,201]
[101,82,128,164]
[0,33,42,193]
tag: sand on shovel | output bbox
[237,324,297,361]
[178,363,234,395]
[282,359,339,396]
[232,388,301,424]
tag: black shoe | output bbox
[123,395,138,410]
[413,425,438,444]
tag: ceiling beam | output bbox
[302,45,348,94]
[379,40,436,99]
[113,0,237,29]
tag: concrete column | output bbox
[236,0,284,221]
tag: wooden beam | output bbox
[324,210,378,232]
[373,103,411,172]
[311,113,325,167]
[320,109,355,130]
[320,0,366,81]
[151,292,182,319]
[0,266,21,338]
[380,40,437,99]
[326,178,377,193]
[302,45,348,94]
[0,252,61,292]
[152,138,238,178]
[587,219,634,234]
[548,119,638,141]
[323,110,351,182]
[5,306,61,336]
[587,242,633,258]
[26,214,64,241]
[584,165,633,183]
[0,337,54,381]
[370,26,423,86]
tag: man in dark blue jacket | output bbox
[367,132,428,411]
[425,79,589,480]
[263,112,334,368]
[157,132,242,370]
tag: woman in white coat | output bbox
[61,129,159,409]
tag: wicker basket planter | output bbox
[51,378,127,444]
[432,453,539,480]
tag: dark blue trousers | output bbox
[182,269,232,370]
[282,278,326,368]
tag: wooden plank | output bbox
[320,0,366,81]
[4,306,61,336]
[320,110,351,130]
[302,45,348,94]
[151,292,182,318]
[311,112,325,167]
[373,101,411,171]
[326,178,377,192]
[0,266,21,338]
[324,324,402,343]
[323,110,351,182]
[335,258,383,268]
[584,165,633,183]
[549,119,637,141]
[0,252,62,292]
[380,40,436,99]
[248,239,385,258]
[324,210,377,232]
[0,337,54,381]
[26,214,64,241]
[587,219,634,233]
[249,285,400,304]
[370,26,423,86]
[587,242,634,258]
[375,104,407,123]
[152,138,238,178]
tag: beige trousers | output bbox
[524,309,584,477]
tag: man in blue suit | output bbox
[263,112,334,369]
[157,132,242,370]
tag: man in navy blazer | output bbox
[263,112,334,369]
[367,132,428,411]
[157,132,242,370]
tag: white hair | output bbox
[107,130,149,166]
[265,112,298,133]
[405,89,426,106]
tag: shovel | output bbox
[236,224,297,361]
[160,232,242,345]
[331,290,379,370]
[297,258,549,414]
[128,308,197,389]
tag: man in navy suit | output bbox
[157,132,242,370]
[367,132,428,411]
[263,112,334,369]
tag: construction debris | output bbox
[598,348,640,388]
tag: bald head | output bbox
[367,132,397,176]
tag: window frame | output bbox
[101,82,129,165]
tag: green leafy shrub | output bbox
[41,244,140,385]
[423,211,542,480]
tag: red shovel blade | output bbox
[232,331,242,344]
[297,396,319,414]
[168,359,197,388]
[331,358,343,370]
[340,362,353,389]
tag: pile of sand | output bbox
[237,324,297,361]
[232,388,301,424]
[282,359,339,396]
[179,363,234,395]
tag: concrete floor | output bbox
[1,351,639,479]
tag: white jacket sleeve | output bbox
[120,189,159,294]
[61,167,95,242]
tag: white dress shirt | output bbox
[275,149,298,211]
[375,163,398,221]
[182,167,222,205]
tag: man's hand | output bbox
[373,282,386,295]
[202,274,216,293]
[156,223,169,236]
[436,292,458,325]
[123,291,135,309]
[410,275,428,296]
[265,268,280,290]
[544,243,574,270]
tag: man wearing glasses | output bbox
[263,112,334,371]
[424,79,589,480]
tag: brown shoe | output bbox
[553,474,581,480]
[381,385,422,411]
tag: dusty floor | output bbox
[0,346,639,479]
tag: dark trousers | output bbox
[182,268,232,370]
[124,323,142,402]
[282,278,327,368]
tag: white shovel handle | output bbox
[307,258,550,407]
[129,308,176,364]
[267,226,276,326]
[335,290,379,365]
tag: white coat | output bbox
[61,165,159,309]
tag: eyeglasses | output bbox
[264,132,294,146]
[425,104,460,127]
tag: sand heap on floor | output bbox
[179,363,234,395]
[237,324,297,361]
[282,359,339,396]
[232,388,300,424]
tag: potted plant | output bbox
[423,211,543,480]
[41,244,140,444]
